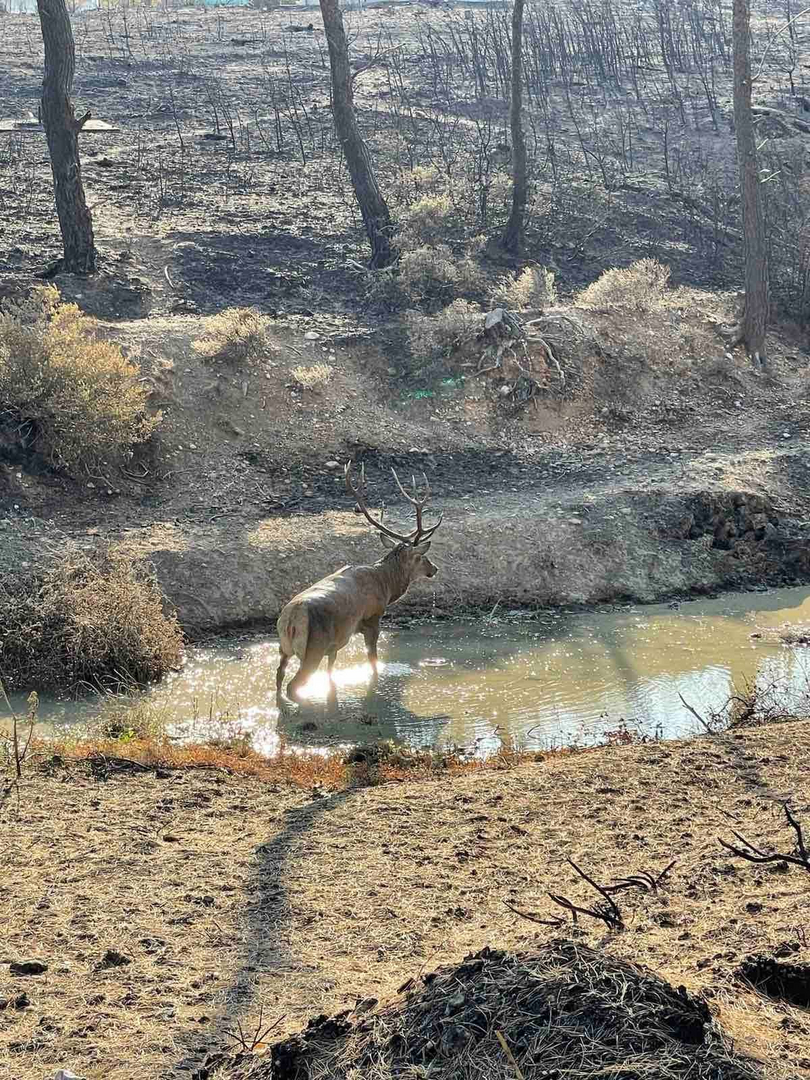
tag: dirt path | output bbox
[3,723,809,1079]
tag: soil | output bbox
[3,722,810,1079]
[1,5,810,631]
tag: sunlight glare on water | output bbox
[6,586,810,755]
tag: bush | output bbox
[0,549,184,697]
[578,259,672,312]
[398,243,485,304]
[192,306,271,367]
[0,286,159,476]
[405,299,482,360]
[397,193,456,248]
[491,266,557,311]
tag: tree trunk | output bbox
[36,0,96,275]
[319,0,394,269]
[502,0,527,254]
[732,0,768,367]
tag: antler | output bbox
[390,467,443,542]
[345,461,443,545]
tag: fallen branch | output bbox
[548,858,625,930]
[604,860,676,894]
[718,803,810,873]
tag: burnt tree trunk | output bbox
[731,0,768,367]
[36,0,95,275]
[319,0,394,269]
[502,0,527,254]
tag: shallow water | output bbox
[5,587,810,756]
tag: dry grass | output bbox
[0,548,183,696]
[40,725,539,790]
[192,307,272,368]
[291,363,334,391]
[3,724,809,1080]
[0,286,158,475]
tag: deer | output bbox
[275,461,443,704]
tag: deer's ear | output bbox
[379,534,398,550]
[413,541,431,554]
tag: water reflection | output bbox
[4,587,810,754]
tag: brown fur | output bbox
[276,537,437,703]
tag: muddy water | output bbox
[5,587,810,756]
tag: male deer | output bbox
[275,461,443,703]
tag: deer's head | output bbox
[345,461,443,583]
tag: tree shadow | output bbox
[168,784,356,1076]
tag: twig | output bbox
[604,860,675,894]
[678,693,717,735]
[718,803,810,873]
[503,899,565,928]
[223,1007,284,1052]
[495,1029,527,1080]
[548,858,625,929]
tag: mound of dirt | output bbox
[217,941,762,1080]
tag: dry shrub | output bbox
[491,266,557,310]
[192,306,270,367]
[0,286,158,475]
[291,362,333,390]
[398,243,485,304]
[404,299,482,359]
[391,165,446,206]
[578,258,672,313]
[397,193,456,248]
[0,549,183,697]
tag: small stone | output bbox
[499,385,511,396]
[86,482,95,489]
[304,330,320,340]
[325,460,339,468]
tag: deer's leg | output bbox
[326,650,338,705]
[286,650,325,702]
[361,617,381,678]
[275,652,290,699]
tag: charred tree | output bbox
[319,0,394,269]
[36,0,95,275]
[502,0,527,254]
[731,0,768,367]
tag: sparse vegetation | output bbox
[578,259,673,313]
[397,243,486,306]
[192,306,272,368]
[404,298,482,359]
[291,362,333,390]
[0,548,183,697]
[490,265,558,310]
[0,286,158,476]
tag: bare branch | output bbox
[718,804,810,872]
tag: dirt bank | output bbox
[3,722,809,1079]
[4,444,810,635]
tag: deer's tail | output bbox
[278,603,309,662]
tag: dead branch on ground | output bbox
[718,803,810,873]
